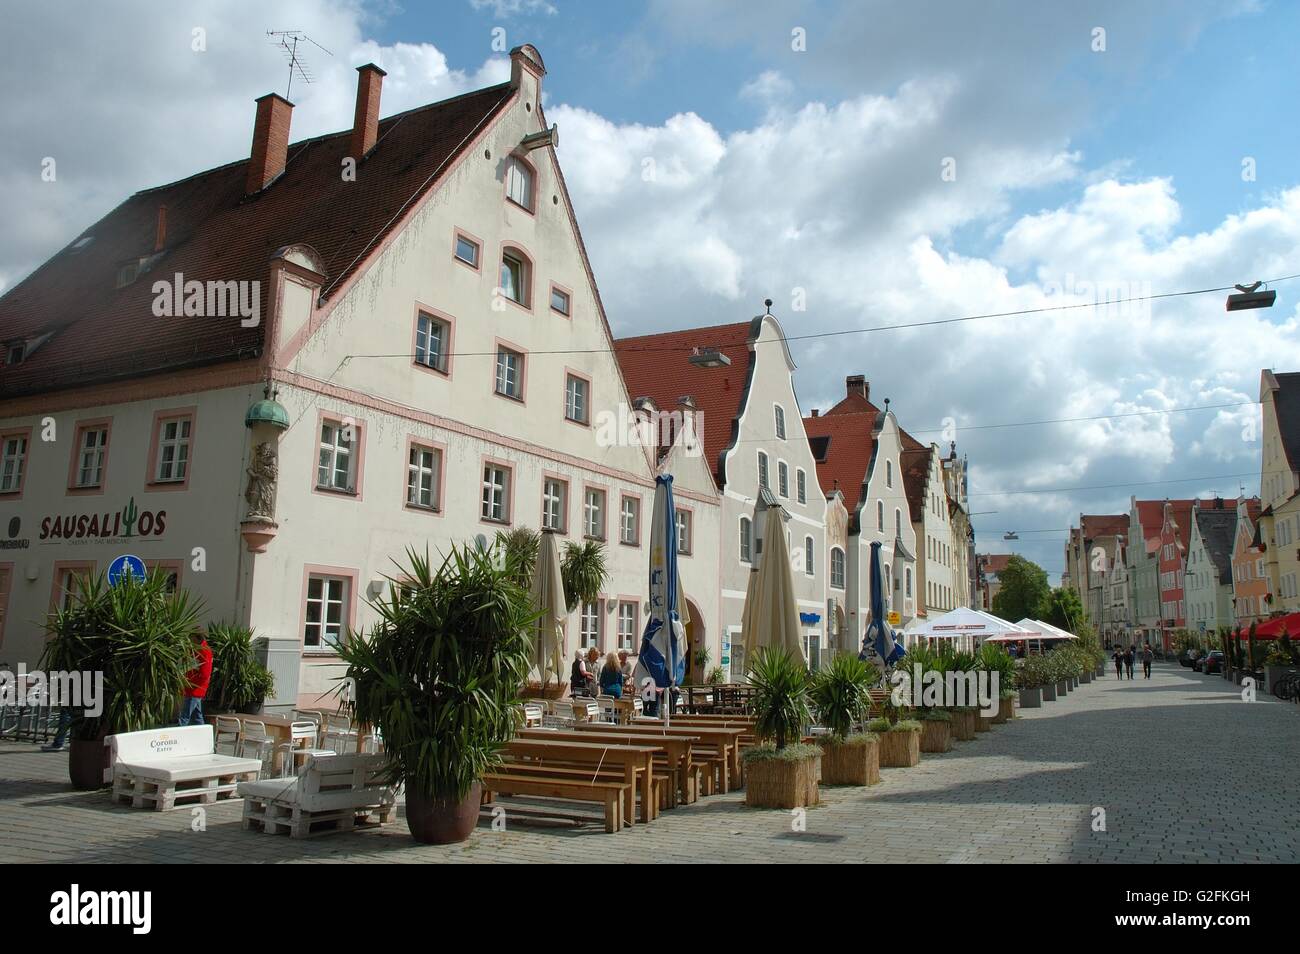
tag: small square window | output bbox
[551,286,571,316]
[454,234,479,268]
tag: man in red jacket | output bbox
[179,632,213,726]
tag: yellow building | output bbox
[1257,370,1300,616]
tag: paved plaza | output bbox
[2,662,1297,864]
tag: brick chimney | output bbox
[810,409,819,418]
[846,374,869,402]
[350,63,386,161]
[246,93,294,196]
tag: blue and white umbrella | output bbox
[861,540,904,666]
[634,474,686,720]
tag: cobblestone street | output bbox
[3,663,1297,864]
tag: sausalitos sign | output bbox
[38,497,167,542]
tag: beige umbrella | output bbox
[742,505,806,669]
[529,529,566,692]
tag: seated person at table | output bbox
[571,649,593,697]
[599,652,624,698]
[618,649,635,682]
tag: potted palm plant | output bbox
[561,539,610,612]
[338,545,535,845]
[809,653,879,784]
[744,647,819,808]
[41,569,203,789]
[205,623,274,714]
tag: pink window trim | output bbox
[299,564,360,655]
[491,336,529,405]
[497,242,536,314]
[0,426,33,499]
[144,406,197,493]
[503,152,538,216]
[618,492,643,548]
[563,366,593,428]
[145,558,184,589]
[582,481,610,543]
[0,561,13,648]
[402,435,447,517]
[675,503,695,556]
[411,302,456,379]
[451,227,484,273]
[549,281,574,319]
[66,416,114,496]
[479,454,515,527]
[540,470,570,535]
[615,595,641,652]
[310,409,367,502]
[50,560,96,612]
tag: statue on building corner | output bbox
[244,442,278,520]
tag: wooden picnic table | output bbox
[679,686,717,713]
[601,721,746,793]
[550,725,700,804]
[503,737,658,825]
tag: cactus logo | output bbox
[38,497,167,542]
[121,498,139,538]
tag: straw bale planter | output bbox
[994,694,1016,722]
[869,720,921,767]
[918,711,952,753]
[950,707,977,741]
[975,710,994,732]
[743,744,820,809]
[816,734,880,786]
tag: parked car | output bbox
[1179,649,1201,668]
[1199,651,1225,674]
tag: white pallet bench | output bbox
[107,725,264,813]
[238,753,394,839]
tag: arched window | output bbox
[505,155,536,211]
[758,451,769,489]
[831,548,845,589]
[739,516,752,563]
[499,245,533,307]
[774,405,786,440]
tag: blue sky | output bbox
[3,0,1299,580]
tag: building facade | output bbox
[1184,498,1237,636]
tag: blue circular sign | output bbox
[108,554,147,587]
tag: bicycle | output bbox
[1273,669,1300,702]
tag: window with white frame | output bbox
[831,547,845,588]
[495,347,524,399]
[584,488,606,540]
[74,426,108,488]
[758,451,768,489]
[797,469,806,505]
[739,516,752,563]
[505,156,534,210]
[774,405,786,440]
[454,233,479,268]
[805,536,815,576]
[1,433,28,493]
[550,285,571,316]
[317,421,356,493]
[580,601,600,648]
[415,312,450,373]
[778,461,789,498]
[482,464,510,522]
[565,374,589,424]
[617,601,636,650]
[304,575,348,649]
[500,251,529,306]
[407,444,441,510]
[154,416,191,483]
[542,478,567,531]
[676,509,692,555]
[620,496,639,545]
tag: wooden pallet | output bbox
[113,770,259,812]
[241,794,394,838]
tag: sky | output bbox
[4,0,1300,580]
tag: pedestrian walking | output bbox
[1142,644,1153,679]
[179,631,213,726]
[1113,647,1125,679]
[1124,646,1135,680]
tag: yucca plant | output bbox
[41,568,203,741]
[336,545,537,806]
[496,526,540,589]
[749,646,811,750]
[809,653,876,741]
[976,641,1016,695]
[205,622,274,713]
[561,539,610,612]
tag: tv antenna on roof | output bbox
[267,30,333,99]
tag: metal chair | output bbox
[237,720,275,774]
[213,716,243,756]
[278,721,336,777]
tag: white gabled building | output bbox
[0,46,721,702]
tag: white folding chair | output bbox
[595,695,619,724]
[237,720,276,774]
[278,721,336,777]
[214,716,243,756]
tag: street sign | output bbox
[887,611,901,626]
[108,554,146,587]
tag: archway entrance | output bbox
[682,598,707,683]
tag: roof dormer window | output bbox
[6,342,24,366]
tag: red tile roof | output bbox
[613,320,756,484]
[0,84,513,399]
[802,410,877,513]
[898,428,931,523]
[1080,514,1128,541]
[823,390,881,417]
[979,553,1012,575]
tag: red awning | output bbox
[1250,613,1300,639]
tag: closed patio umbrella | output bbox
[742,504,805,669]
[634,475,687,720]
[529,528,566,694]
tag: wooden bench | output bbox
[498,761,673,815]
[238,753,394,838]
[504,737,656,825]
[108,725,263,812]
[482,771,628,833]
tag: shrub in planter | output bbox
[1042,681,1057,701]
[1264,641,1294,694]
[746,647,818,808]
[996,690,1017,721]
[975,708,994,732]
[338,545,535,845]
[205,623,274,714]
[41,569,204,790]
[809,654,878,785]
[867,718,921,767]
[949,707,977,740]
[918,709,952,752]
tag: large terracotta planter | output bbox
[405,783,483,844]
[745,753,820,808]
[878,729,920,767]
[919,720,952,753]
[68,738,109,790]
[950,709,976,741]
[819,738,879,785]
[995,696,1015,722]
